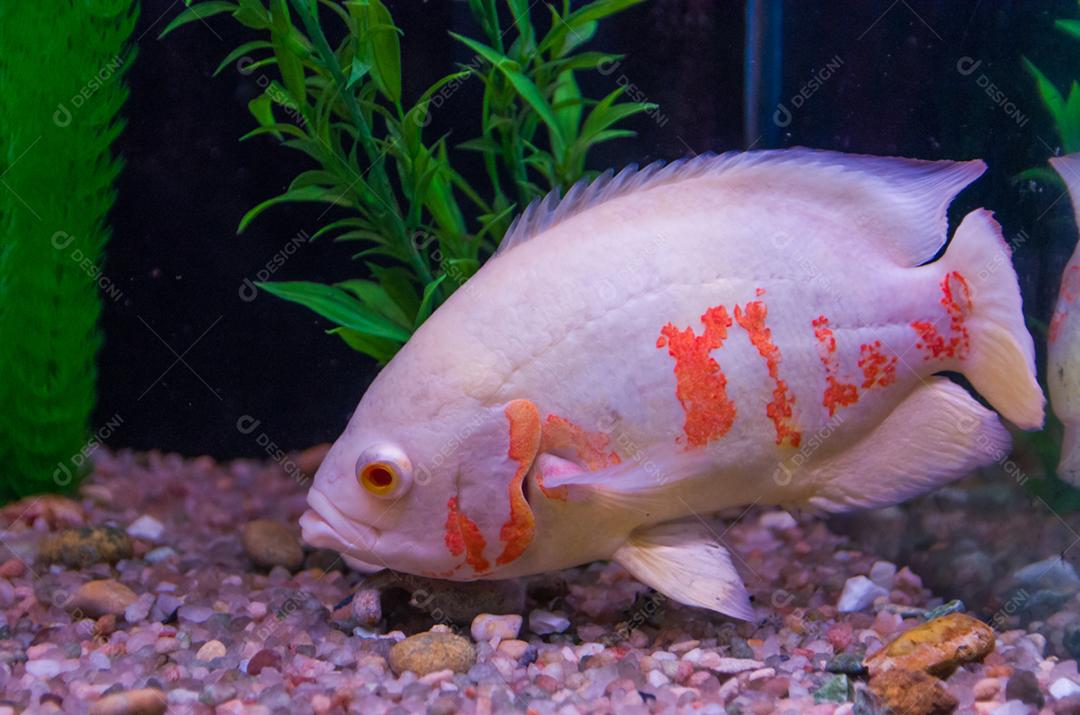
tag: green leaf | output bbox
[1057,18,1080,40]
[234,0,271,28]
[414,274,448,328]
[540,0,642,55]
[214,40,275,76]
[553,70,582,145]
[336,279,412,327]
[451,32,566,153]
[347,56,371,90]
[368,264,421,317]
[1011,166,1064,187]
[346,0,402,103]
[248,93,277,137]
[258,280,414,341]
[327,327,401,363]
[1023,57,1067,133]
[238,185,345,233]
[159,2,237,38]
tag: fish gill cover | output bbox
[0,0,139,499]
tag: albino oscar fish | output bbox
[300,149,1045,619]
[1049,153,1080,484]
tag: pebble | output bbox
[195,640,227,661]
[69,579,138,618]
[922,599,965,621]
[869,561,897,589]
[124,593,154,623]
[864,612,995,677]
[2,494,85,529]
[38,527,133,568]
[1051,678,1080,700]
[1014,557,1080,595]
[143,546,176,564]
[813,674,849,703]
[471,613,522,642]
[707,657,765,674]
[529,609,571,635]
[1005,670,1044,708]
[241,520,304,571]
[247,649,281,675]
[388,631,476,676]
[838,576,889,613]
[826,653,867,675]
[974,677,1001,700]
[88,688,167,715]
[869,668,957,715]
[126,515,164,541]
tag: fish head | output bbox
[300,357,544,579]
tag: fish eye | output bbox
[356,446,413,499]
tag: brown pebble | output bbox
[869,669,957,715]
[88,687,166,715]
[38,527,133,568]
[247,648,281,675]
[2,494,85,530]
[388,631,476,676]
[0,559,26,578]
[69,580,138,618]
[1005,670,1044,708]
[93,614,117,638]
[241,520,304,571]
[864,612,994,678]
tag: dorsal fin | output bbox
[494,148,986,266]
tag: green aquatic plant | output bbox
[0,1,138,499]
[164,0,653,363]
[1022,2,1080,183]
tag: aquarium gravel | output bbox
[0,449,1077,714]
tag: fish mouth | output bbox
[300,488,384,573]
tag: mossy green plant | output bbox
[0,1,138,499]
[164,0,653,364]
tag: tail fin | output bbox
[943,209,1045,430]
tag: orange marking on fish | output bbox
[495,401,541,566]
[734,301,801,448]
[1050,310,1066,344]
[659,305,737,447]
[812,315,860,415]
[857,340,898,389]
[540,414,622,472]
[444,496,489,574]
[755,287,766,296]
[1064,265,1080,302]
[912,271,972,361]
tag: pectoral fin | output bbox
[613,520,755,620]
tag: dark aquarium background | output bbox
[99,0,1079,457]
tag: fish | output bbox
[300,149,1044,619]
[1049,153,1080,484]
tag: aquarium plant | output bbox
[1022,2,1080,182]
[163,0,653,363]
[0,1,138,499]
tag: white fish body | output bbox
[1049,154,1080,483]
[301,149,1044,619]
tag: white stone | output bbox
[704,656,764,674]
[529,609,570,635]
[837,575,889,613]
[991,701,1034,715]
[471,613,523,643]
[1050,677,1080,700]
[127,514,165,541]
[646,669,670,687]
[25,659,62,678]
[869,561,897,589]
[759,511,797,530]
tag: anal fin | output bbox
[791,377,1011,513]
[614,519,754,621]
